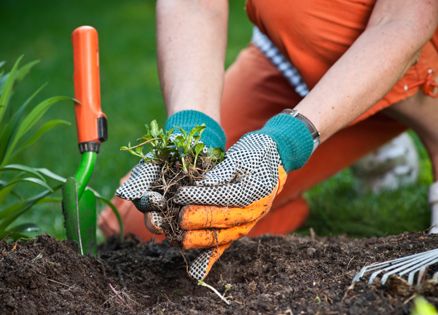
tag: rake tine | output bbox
[367,256,421,284]
[353,251,431,282]
[404,256,438,286]
[411,266,426,286]
[380,254,438,285]
[353,248,438,285]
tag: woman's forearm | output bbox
[156,0,228,122]
[295,0,438,143]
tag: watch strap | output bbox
[282,109,320,153]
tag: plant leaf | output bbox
[13,119,70,158]
[0,176,53,192]
[36,168,66,183]
[0,182,17,205]
[0,60,38,124]
[194,143,205,155]
[0,164,46,181]
[0,84,47,163]
[14,60,39,82]
[6,223,40,237]
[150,120,160,137]
[0,188,55,234]
[2,96,71,165]
[37,196,62,203]
[88,187,124,240]
[177,126,187,137]
[189,124,205,138]
[0,56,23,126]
[412,296,438,315]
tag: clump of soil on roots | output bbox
[1,232,437,314]
[150,154,216,243]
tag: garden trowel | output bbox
[62,26,107,255]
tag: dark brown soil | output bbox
[0,232,437,314]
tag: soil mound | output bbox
[0,232,437,314]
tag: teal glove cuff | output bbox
[165,110,226,150]
[251,113,313,172]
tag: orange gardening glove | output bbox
[171,134,288,280]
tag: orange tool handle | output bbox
[72,26,107,153]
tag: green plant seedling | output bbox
[121,120,224,242]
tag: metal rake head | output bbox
[353,248,438,286]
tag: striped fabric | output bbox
[251,27,309,97]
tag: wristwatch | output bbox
[282,108,320,153]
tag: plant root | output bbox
[153,156,216,243]
[198,280,231,305]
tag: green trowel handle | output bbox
[74,151,96,200]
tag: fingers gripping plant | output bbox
[121,120,224,241]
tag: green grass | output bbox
[0,0,433,238]
[300,132,433,237]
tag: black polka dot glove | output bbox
[174,133,288,280]
[175,113,314,280]
[117,112,314,281]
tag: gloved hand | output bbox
[115,109,226,232]
[175,113,315,280]
[117,111,315,281]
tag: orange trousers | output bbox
[99,45,409,241]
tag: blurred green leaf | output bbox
[0,84,47,162]
[0,182,17,204]
[36,168,66,183]
[4,223,40,240]
[150,120,160,137]
[89,187,124,240]
[0,164,46,181]
[411,296,438,315]
[2,95,71,165]
[189,124,205,138]
[194,143,204,155]
[0,188,56,236]
[14,60,39,82]
[0,56,23,124]
[1,177,53,193]
[14,119,70,157]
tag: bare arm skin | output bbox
[295,0,438,142]
[156,0,438,144]
[156,0,228,122]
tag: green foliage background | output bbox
[0,0,251,195]
[0,0,432,237]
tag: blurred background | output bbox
[0,0,433,238]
